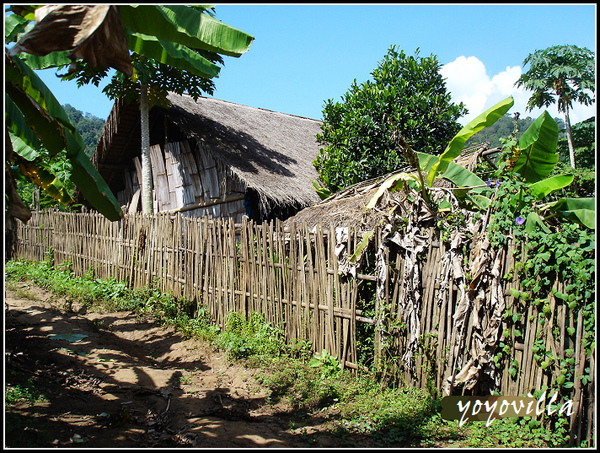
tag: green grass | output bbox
[5,378,48,406]
[4,258,573,448]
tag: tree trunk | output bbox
[564,107,576,169]
[140,83,153,214]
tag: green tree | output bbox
[314,46,467,193]
[515,45,595,169]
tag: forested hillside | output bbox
[465,113,565,148]
[63,104,105,155]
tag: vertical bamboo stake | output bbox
[569,309,585,446]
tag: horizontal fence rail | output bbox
[12,210,594,446]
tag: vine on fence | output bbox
[367,96,594,444]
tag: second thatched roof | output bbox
[283,143,493,234]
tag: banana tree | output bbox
[426,98,594,229]
[5,51,122,220]
[7,5,254,215]
[369,96,594,229]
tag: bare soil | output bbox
[4,283,363,449]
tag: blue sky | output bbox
[33,3,597,126]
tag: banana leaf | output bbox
[21,51,72,70]
[5,10,31,42]
[513,111,559,183]
[5,95,42,154]
[365,172,419,210]
[416,151,438,173]
[437,161,488,192]
[547,197,595,230]
[5,54,78,155]
[126,32,221,79]
[528,174,574,200]
[426,96,514,186]
[6,53,122,221]
[6,14,71,69]
[118,5,254,58]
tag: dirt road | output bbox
[4,283,348,448]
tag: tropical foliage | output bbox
[314,46,467,193]
[14,105,105,212]
[5,4,254,219]
[5,51,121,220]
[515,44,595,169]
[400,96,594,229]
[365,96,594,443]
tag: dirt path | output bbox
[4,283,348,448]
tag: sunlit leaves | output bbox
[118,5,254,58]
[426,96,514,186]
[315,46,466,193]
[513,111,559,182]
[6,53,121,220]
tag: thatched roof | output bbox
[283,171,411,233]
[283,143,493,234]
[92,92,323,210]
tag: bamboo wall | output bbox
[11,211,594,446]
[116,140,247,220]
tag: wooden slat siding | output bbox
[169,142,192,189]
[189,144,207,203]
[148,144,170,212]
[12,211,594,446]
[133,157,143,196]
[198,149,219,200]
[163,144,179,208]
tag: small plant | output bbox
[5,378,47,406]
[309,349,342,379]
[213,312,289,362]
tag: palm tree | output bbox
[515,45,595,169]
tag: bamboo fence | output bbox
[11,210,595,446]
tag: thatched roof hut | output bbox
[89,92,323,221]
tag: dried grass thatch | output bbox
[91,93,323,214]
[165,93,323,211]
[284,142,494,234]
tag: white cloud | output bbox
[441,56,596,126]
